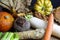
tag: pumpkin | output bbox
[0,0,32,17]
[34,0,53,16]
[0,12,14,32]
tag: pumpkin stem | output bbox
[4,16,9,19]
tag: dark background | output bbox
[51,0,60,8]
[31,0,60,8]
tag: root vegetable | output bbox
[17,29,45,39]
[52,23,60,38]
[29,17,47,29]
[43,14,54,40]
[14,17,30,32]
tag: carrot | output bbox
[43,13,54,40]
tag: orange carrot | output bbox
[43,13,54,40]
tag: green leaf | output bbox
[25,14,33,21]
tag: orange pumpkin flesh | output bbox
[0,12,14,32]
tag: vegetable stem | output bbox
[1,32,9,40]
[14,33,19,40]
[6,32,14,40]
[0,32,3,38]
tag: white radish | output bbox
[29,17,47,29]
[52,23,60,38]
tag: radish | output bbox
[52,23,60,38]
[25,15,47,29]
